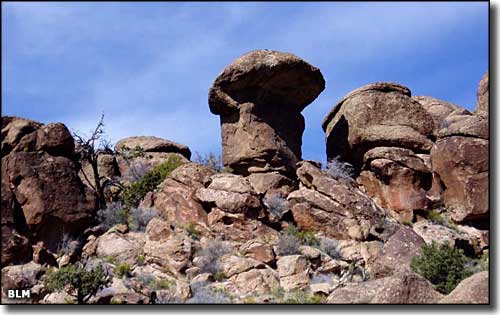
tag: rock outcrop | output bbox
[322,82,435,170]
[115,136,191,159]
[209,50,325,177]
[476,71,489,116]
[287,161,387,241]
[430,112,488,223]
[439,271,488,304]
[1,117,96,254]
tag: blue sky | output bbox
[2,2,488,163]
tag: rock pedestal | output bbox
[209,50,325,177]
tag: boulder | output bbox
[431,135,488,222]
[239,240,275,264]
[141,163,214,228]
[327,271,442,304]
[476,71,489,116]
[371,226,425,277]
[439,271,488,304]
[207,209,279,243]
[322,82,435,169]
[219,255,264,278]
[276,255,310,291]
[144,218,192,273]
[413,221,477,256]
[1,116,42,157]
[115,136,191,159]
[413,96,461,131]
[13,123,75,158]
[1,262,43,290]
[195,188,260,214]
[287,161,386,240]
[1,180,32,266]
[247,172,297,197]
[2,151,96,251]
[230,268,280,295]
[95,231,145,264]
[116,152,189,183]
[208,50,325,177]
[358,147,434,216]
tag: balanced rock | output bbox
[209,50,325,177]
[476,71,489,116]
[322,82,435,169]
[115,136,191,159]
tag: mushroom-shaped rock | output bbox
[476,71,489,116]
[322,82,435,169]
[209,50,325,177]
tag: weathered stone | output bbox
[413,221,477,256]
[358,147,434,214]
[115,136,191,159]
[2,151,96,251]
[323,82,435,169]
[476,71,489,116]
[219,255,264,278]
[371,226,425,277]
[230,268,280,295]
[438,113,488,140]
[327,271,442,304]
[431,136,488,222]
[288,161,385,240]
[209,50,325,176]
[32,242,58,267]
[207,209,279,243]
[1,116,42,157]
[413,96,461,131]
[144,219,192,273]
[247,172,297,197]
[1,262,43,290]
[439,271,488,304]
[147,178,208,227]
[95,231,145,264]
[195,188,260,214]
[239,240,275,264]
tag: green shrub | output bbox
[284,225,319,247]
[411,241,472,294]
[44,263,110,304]
[114,263,131,278]
[402,220,413,227]
[427,210,458,231]
[182,222,201,239]
[136,254,145,266]
[123,155,184,207]
[154,278,175,290]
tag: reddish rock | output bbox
[1,116,42,157]
[476,71,489,116]
[413,96,461,131]
[431,136,488,222]
[322,82,435,169]
[288,161,386,241]
[439,271,488,304]
[358,147,434,216]
[2,152,96,251]
[209,50,325,176]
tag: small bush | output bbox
[284,289,325,304]
[263,194,289,219]
[114,263,131,278]
[44,263,110,304]
[97,202,129,230]
[411,241,472,294]
[326,156,354,180]
[193,152,224,173]
[198,240,233,275]
[319,238,341,259]
[123,155,184,208]
[427,209,458,231]
[182,222,201,239]
[136,254,145,266]
[285,225,319,247]
[124,161,150,182]
[137,274,175,291]
[128,207,158,232]
[57,233,78,256]
[465,252,489,274]
[187,281,232,304]
[402,220,413,227]
[275,233,301,256]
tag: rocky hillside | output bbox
[1,50,489,304]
